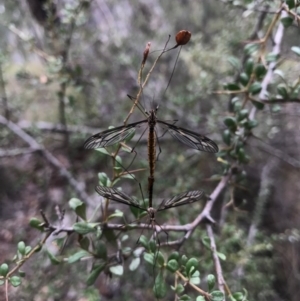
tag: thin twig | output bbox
[176,271,211,300]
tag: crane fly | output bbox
[96,185,210,298]
[84,107,219,153]
[85,104,218,207]
[96,185,208,229]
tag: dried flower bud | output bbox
[142,42,151,65]
[175,30,191,46]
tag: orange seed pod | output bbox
[175,30,191,46]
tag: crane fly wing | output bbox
[84,120,147,149]
[95,186,145,210]
[157,190,207,211]
[157,120,218,153]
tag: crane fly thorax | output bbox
[147,207,157,221]
[148,110,157,128]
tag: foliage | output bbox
[0,1,300,301]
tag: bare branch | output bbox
[206,224,225,294]
[249,9,287,120]
[0,115,92,204]
[0,147,40,157]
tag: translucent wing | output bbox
[157,120,218,153]
[95,186,145,210]
[84,120,147,149]
[157,190,208,211]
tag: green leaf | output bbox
[175,283,185,294]
[153,271,167,299]
[17,241,26,255]
[0,263,8,277]
[207,274,215,292]
[46,250,61,265]
[277,84,289,98]
[274,69,285,79]
[202,237,211,249]
[216,252,226,261]
[69,198,86,220]
[9,276,21,287]
[232,292,245,301]
[239,72,249,86]
[109,264,124,276]
[196,297,205,301]
[123,246,132,256]
[18,270,26,277]
[222,129,231,146]
[180,255,188,265]
[114,165,122,174]
[227,56,240,69]
[0,280,4,286]
[190,270,200,285]
[286,0,296,9]
[281,16,294,28]
[94,240,107,259]
[115,155,122,167]
[95,147,110,155]
[144,253,155,266]
[255,63,267,79]
[223,117,237,130]
[120,173,135,180]
[225,83,240,91]
[179,294,192,301]
[248,82,262,95]
[29,218,44,231]
[129,257,140,271]
[98,172,109,186]
[237,109,249,121]
[25,246,31,255]
[248,119,258,129]
[86,264,105,286]
[121,234,129,242]
[244,44,258,56]
[211,290,225,301]
[168,251,180,262]
[107,210,124,220]
[68,250,90,263]
[271,104,281,113]
[167,259,179,272]
[251,99,264,110]
[245,57,254,75]
[291,46,300,56]
[73,222,99,235]
[233,101,242,112]
[185,258,198,276]
[149,239,157,253]
[155,251,165,268]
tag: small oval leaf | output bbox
[68,250,90,263]
[129,257,140,271]
[167,259,179,273]
[0,264,9,277]
[9,276,21,287]
[153,271,167,299]
[109,264,124,276]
